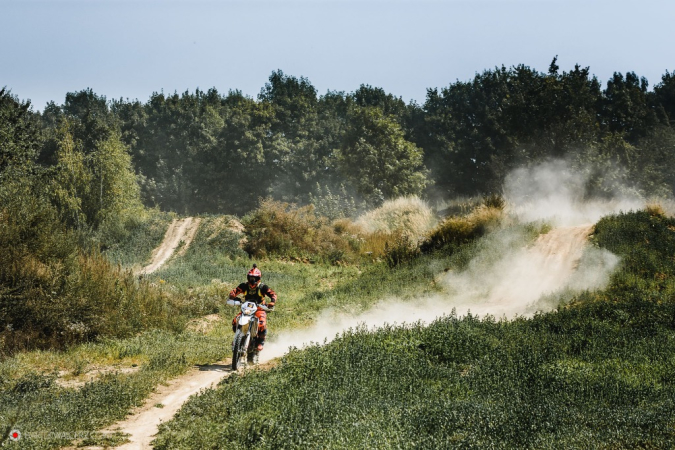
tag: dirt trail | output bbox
[533,224,593,269]
[477,223,595,312]
[69,363,232,450]
[138,217,201,275]
[112,364,231,450]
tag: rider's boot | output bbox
[256,330,267,352]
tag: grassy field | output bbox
[150,210,675,449]
[0,206,460,448]
[5,202,668,449]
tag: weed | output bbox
[78,431,130,447]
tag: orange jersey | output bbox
[229,282,277,305]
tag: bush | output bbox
[0,176,187,356]
[355,196,436,239]
[242,199,357,263]
[422,204,503,253]
[309,183,361,220]
[384,234,421,267]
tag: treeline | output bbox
[9,59,675,218]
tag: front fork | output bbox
[233,318,259,352]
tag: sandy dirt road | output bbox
[138,217,201,275]
[110,363,231,449]
[66,363,232,450]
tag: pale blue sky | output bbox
[2,0,673,111]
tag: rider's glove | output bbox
[267,303,275,310]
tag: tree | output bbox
[191,91,274,214]
[0,88,42,175]
[654,70,675,125]
[338,106,429,206]
[416,61,605,198]
[601,72,662,142]
[258,70,324,202]
[90,131,144,233]
[353,84,407,119]
[49,120,92,229]
[63,88,117,154]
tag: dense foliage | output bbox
[1,91,196,355]
[152,210,675,449]
[3,61,671,216]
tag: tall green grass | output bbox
[103,209,174,268]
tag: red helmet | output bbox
[247,264,262,287]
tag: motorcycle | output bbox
[226,299,271,370]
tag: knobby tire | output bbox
[232,333,244,370]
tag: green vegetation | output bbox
[103,209,174,268]
[13,62,675,216]
[241,199,358,263]
[152,210,675,449]
[421,200,504,254]
[0,210,450,449]
[240,197,437,265]
[3,60,675,449]
[0,172,183,355]
[0,328,231,449]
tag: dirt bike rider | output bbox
[228,264,277,352]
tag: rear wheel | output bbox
[232,333,244,370]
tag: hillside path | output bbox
[138,217,201,275]
[110,363,231,449]
[64,363,232,450]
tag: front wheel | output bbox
[232,333,245,370]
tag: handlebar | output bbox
[227,299,273,312]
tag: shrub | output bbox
[0,176,188,355]
[482,192,506,209]
[355,196,436,239]
[309,183,361,220]
[242,199,356,262]
[384,234,421,267]
[421,204,503,253]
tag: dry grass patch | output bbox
[355,196,437,240]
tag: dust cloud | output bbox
[504,159,644,226]
[262,160,638,362]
